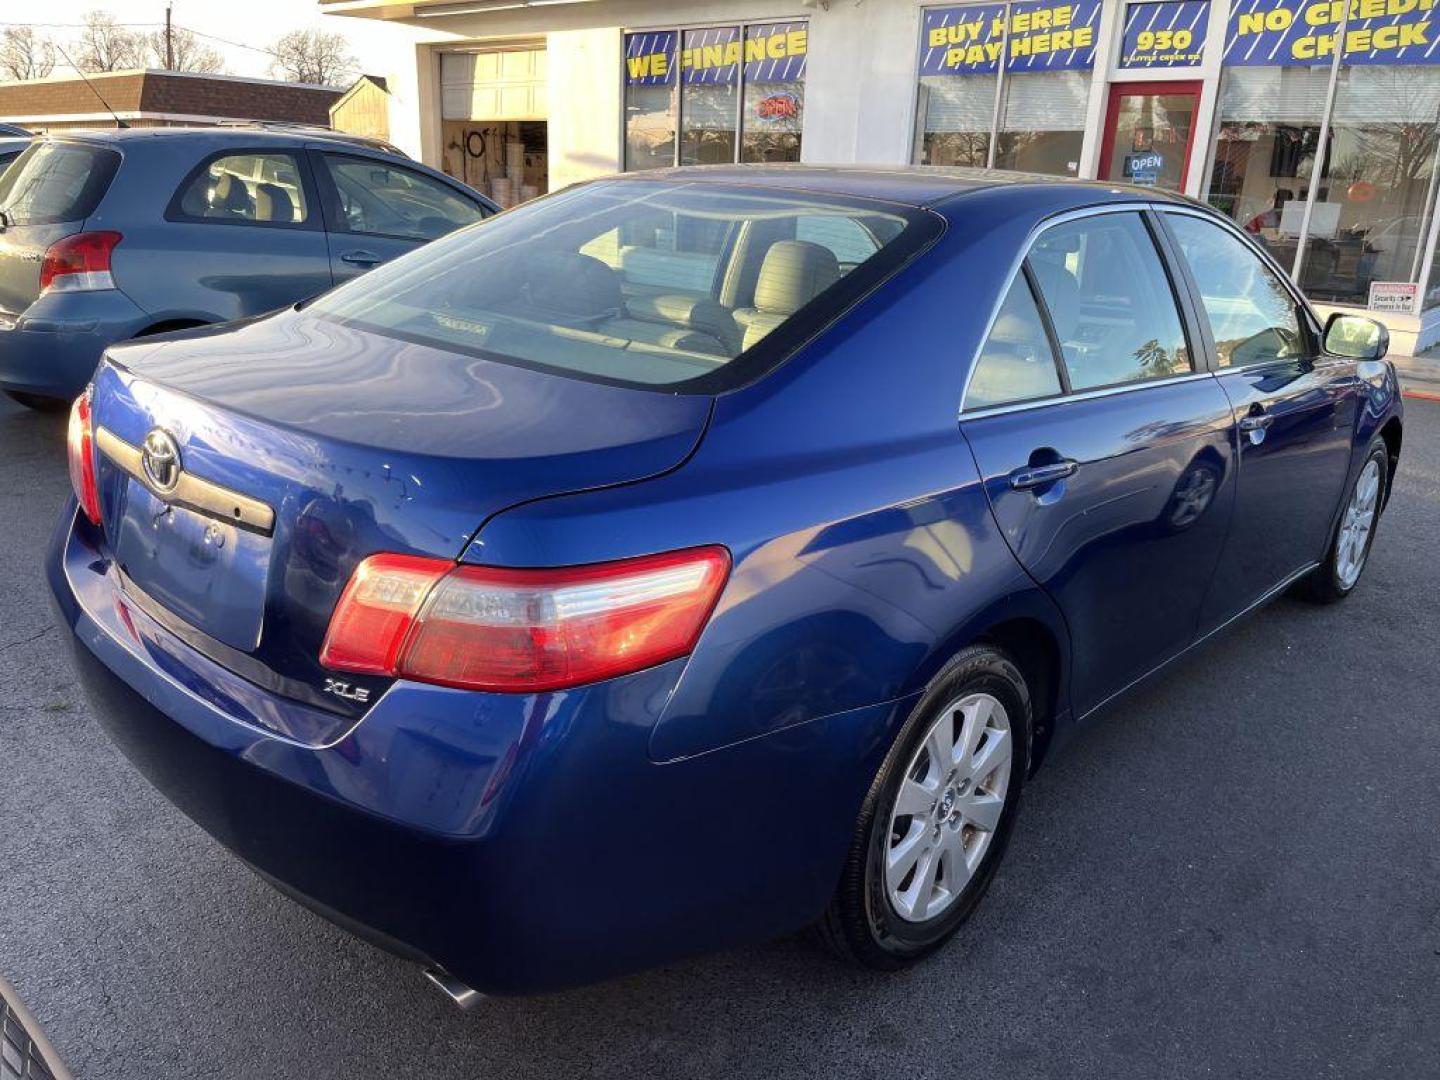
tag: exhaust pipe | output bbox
[423,967,485,1010]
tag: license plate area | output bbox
[111,479,271,652]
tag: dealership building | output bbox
[324,0,1440,351]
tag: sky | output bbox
[2,1,403,82]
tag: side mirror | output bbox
[1323,312,1389,361]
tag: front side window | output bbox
[1166,213,1305,369]
[176,152,309,225]
[320,155,485,241]
[308,181,934,392]
[1028,213,1191,392]
[966,273,1063,409]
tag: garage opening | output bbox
[440,44,549,208]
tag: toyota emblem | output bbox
[140,428,182,494]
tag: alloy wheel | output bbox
[885,692,1012,923]
[1336,458,1381,589]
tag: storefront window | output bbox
[624,31,676,172]
[1203,65,1329,247]
[996,70,1089,176]
[913,1,1099,176]
[1296,65,1440,306]
[680,26,739,166]
[627,21,806,170]
[916,74,996,167]
[741,22,807,163]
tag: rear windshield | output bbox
[308,179,939,392]
[0,142,120,227]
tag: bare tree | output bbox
[72,10,143,73]
[268,29,356,86]
[0,26,57,82]
[143,26,223,74]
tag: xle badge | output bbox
[323,678,371,704]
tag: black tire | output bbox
[4,390,66,412]
[1295,436,1389,605]
[819,644,1032,970]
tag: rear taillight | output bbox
[40,231,122,293]
[67,390,101,525]
[320,547,731,693]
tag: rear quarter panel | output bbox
[467,196,1073,761]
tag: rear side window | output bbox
[176,152,310,225]
[319,154,484,241]
[1164,213,1305,369]
[0,142,120,226]
[307,179,937,392]
[1028,213,1191,392]
[967,274,1063,410]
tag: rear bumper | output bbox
[47,505,911,994]
[0,291,150,399]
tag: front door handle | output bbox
[340,249,383,267]
[1238,413,1274,433]
[1238,404,1274,433]
[1009,459,1078,491]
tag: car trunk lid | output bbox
[88,308,713,727]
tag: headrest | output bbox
[210,172,252,214]
[626,293,741,352]
[753,240,840,316]
[521,252,622,321]
[254,182,295,223]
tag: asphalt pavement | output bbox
[1,392,1438,1080]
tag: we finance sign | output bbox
[918,1,1103,76]
[1225,0,1440,65]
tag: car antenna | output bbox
[51,43,130,129]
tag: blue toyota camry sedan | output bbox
[48,166,1402,1000]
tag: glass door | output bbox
[1099,81,1204,193]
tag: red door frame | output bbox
[1097,80,1205,192]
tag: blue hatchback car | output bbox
[0,127,495,410]
[49,166,1402,999]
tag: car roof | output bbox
[607,163,1199,212]
[40,126,393,153]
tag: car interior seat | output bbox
[733,240,842,350]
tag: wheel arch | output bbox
[1378,416,1402,508]
[905,591,1072,777]
[134,318,211,339]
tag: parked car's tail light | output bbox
[40,231,122,293]
[67,390,102,525]
[321,546,731,693]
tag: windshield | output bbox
[0,142,120,226]
[308,179,937,392]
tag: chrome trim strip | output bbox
[957,200,1183,416]
[95,426,276,536]
[960,370,1217,423]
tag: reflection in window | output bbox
[1167,214,1303,369]
[967,274,1062,409]
[1029,214,1191,391]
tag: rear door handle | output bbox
[340,250,383,267]
[1009,459,1078,491]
